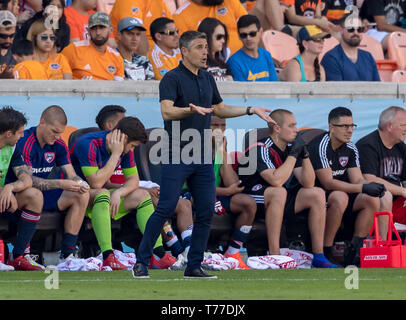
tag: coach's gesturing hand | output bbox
[362,182,386,197]
[189,103,214,116]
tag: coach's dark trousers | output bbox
[137,161,216,270]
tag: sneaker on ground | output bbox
[24,254,45,270]
[225,251,250,270]
[150,253,177,269]
[169,252,187,271]
[8,255,44,271]
[184,267,217,279]
[103,253,127,270]
[132,262,150,278]
[58,253,79,265]
[0,261,14,271]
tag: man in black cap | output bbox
[116,17,154,81]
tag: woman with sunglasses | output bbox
[27,19,72,79]
[197,17,233,81]
[279,25,328,82]
[16,0,70,52]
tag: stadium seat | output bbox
[96,0,116,14]
[262,30,300,65]
[319,36,339,61]
[358,34,398,82]
[359,34,385,60]
[376,60,399,82]
[387,32,406,70]
[392,69,406,82]
[61,125,77,146]
[68,127,100,149]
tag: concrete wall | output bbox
[2,80,406,100]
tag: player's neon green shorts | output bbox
[85,189,129,221]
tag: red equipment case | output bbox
[360,211,406,268]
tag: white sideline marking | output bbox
[0,277,399,283]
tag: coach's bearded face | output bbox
[201,0,224,6]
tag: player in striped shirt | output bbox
[70,116,176,270]
[239,109,339,268]
[16,105,90,263]
[307,107,386,267]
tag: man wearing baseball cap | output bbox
[62,12,124,80]
[279,25,330,81]
[0,10,17,79]
[116,17,154,81]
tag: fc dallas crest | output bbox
[339,156,348,167]
[44,152,55,164]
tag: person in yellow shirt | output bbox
[11,39,48,79]
[27,20,72,79]
[62,12,124,80]
[172,0,247,55]
[148,17,181,80]
[109,0,172,54]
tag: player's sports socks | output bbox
[135,197,164,250]
[164,224,184,257]
[312,253,339,268]
[12,209,41,258]
[60,233,78,259]
[181,226,193,252]
[91,192,113,253]
[227,225,252,254]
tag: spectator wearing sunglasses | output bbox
[15,0,71,53]
[280,25,328,81]
[12,38,49,79]
[197,17,233,81]
[321,13,380,81]
[227,14,278,81]
[0,10,17,78]
[148,17,181,80]
[109,0,172,56]
[172,0,247,55]
[27,20,72,79]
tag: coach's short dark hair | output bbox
[179,30,207,52]
[328,107,352,123]
[237,14,261,31]
[114,116,147,144]
[0,106,27,134]
[96,105,127,130]
[150,17,174,42]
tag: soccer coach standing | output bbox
[133,30,274,279]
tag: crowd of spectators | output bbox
[0,0,401,81]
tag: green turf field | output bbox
[1,268,406,300]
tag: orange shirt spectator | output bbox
[62,40,124,80]
[64,3,95,41]
[14,60,48,79]
[148,45,181,80]
[27,20,73,79]
[40,54,72,79]
[172,0,247,54]
[148,17,181,80]
[110,0,172,49]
